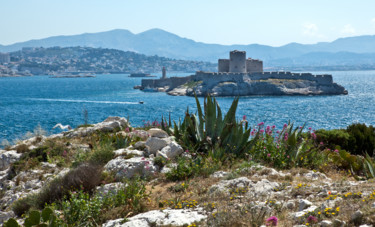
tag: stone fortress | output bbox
[138,50,347,96]
[218,50,263,73]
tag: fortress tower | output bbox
[218,50,263,73]
[229,50,246,73]
[162,66,166,79]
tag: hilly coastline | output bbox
[2,29,375,70]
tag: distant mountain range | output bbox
[1,28,375,70]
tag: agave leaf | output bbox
[223,97,239,124]
[194,94,204,136]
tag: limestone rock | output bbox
[320,220,333,227]
[0,150,21,171]
[96,182,125,196]
[292,205,318,220]
[209,177,253,195]
[298,199,312,211]
[64,116,130,138]
[0,211,15,223]
[114,148,143,157]
[129,130,150,140]
[103,208,207,227]
[104,157,158,179]
[250,179,280,196]
[157,141,183,159]
[210,171,230,178]
[148,128,168,138]
[133,141,146,150]
[145,137,167,155]
[333,219,346,227]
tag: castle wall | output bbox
[218,59,229,72]
[229,50,246,73]
[246,59,263,73]
[193,71,333,85]
[141,76,192,89]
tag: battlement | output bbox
[194,71,333,85]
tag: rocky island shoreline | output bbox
[136,50,348,96]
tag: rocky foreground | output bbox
[167,79,348,96]
[1,117,374,226]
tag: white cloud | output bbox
[303,23,318,36]
[341,24,356,35]
[372,18,375,27]
[302,23,324,39]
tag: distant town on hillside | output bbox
[0,46,217,77]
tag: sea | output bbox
[0,71,375,144]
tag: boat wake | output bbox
[28,98,139,105]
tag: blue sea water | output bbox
[0,71,375,143]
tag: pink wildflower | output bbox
[334,149,339,153]
[306,215,318,223]
[258,122,264,126]
[267,153,271,157]
[242,115,247,121]
[266,216,278,226]
[272,125,276,129]
[283,123,288,128]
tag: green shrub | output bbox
[89,145,115,165]
[58,178,149,226]
[153,156,168,168]
[166,156,219,181]
[12,163,102,216]
[346,123,375,156]
[315,129,350,150]
[15,144,30,153]
[166,158,194,181]
[12,195,39,217]
[60,190,104,226]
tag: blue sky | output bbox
[1,0,375,46]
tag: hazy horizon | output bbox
[1,0,375,46]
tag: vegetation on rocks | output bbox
[2,96,375,226]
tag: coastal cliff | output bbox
[168,78,348,96]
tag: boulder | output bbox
[103,208,207,227]
[320,220,333,227]
[0,211,15,223]
[129,130,150,140]
[250,179,279,196]
[64,116,130,138]
[298,199,313,211]
[210,171,230,178]
[148,128,168,138]
[114,148,143,157]
[292,205,318,220]
[96,182,125,196]
[145,137,167,155]
[0,150,22,171]
[157,141,183,159]
[104,157,158,179]
[209,177,253,195]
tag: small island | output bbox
[135,50,348,96]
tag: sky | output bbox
[1,0,375,47]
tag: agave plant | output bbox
[162,95,257,158]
